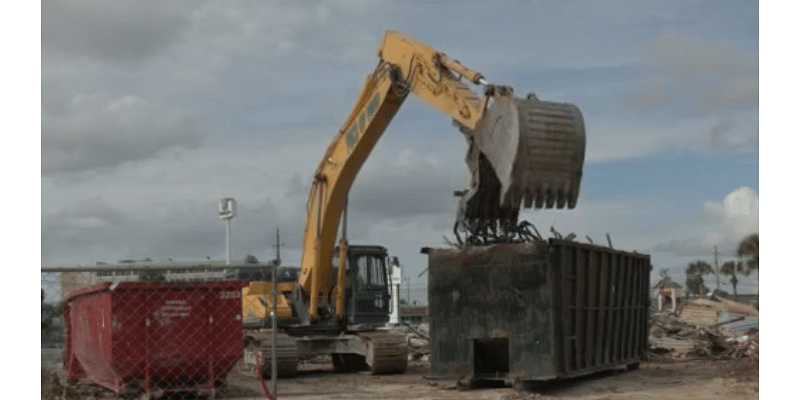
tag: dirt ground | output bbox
[42,356,758,400]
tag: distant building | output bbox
[57,260,266,299]
[91,265,228,284]
[400,305,428,325]
[653,277,684,313]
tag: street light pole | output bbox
[271,254,278,397]
[219,198,236,265]
[225,219,231,264]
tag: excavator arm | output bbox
[296,31,586,321]
[297,58,408,321]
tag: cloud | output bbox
[655,186,758,257]
[42,92,208,175]
[652,30,736,81]
[158,0,385,83]
[42,0,192,63]
[706,113,759,152]
[38,0,759,291]
[40,139,340,266]
[41,194,308,266]
[350,149,465,220]
[627,77,671,109]
[46,197,125,230]
[585,109,758,163]
[702,186,759,240]
[40,143,467,267]
[629,29,758,112]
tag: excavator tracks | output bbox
[259,332,299,378]
[361,331,409,375]
[242,331,299,378]
[242,330,408,377]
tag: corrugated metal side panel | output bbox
[426,241,650,383]
[551,241,650,377]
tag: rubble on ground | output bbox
[392,323,431,365]
[680,296,758,327]
[649,296,758,360]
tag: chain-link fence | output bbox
[40,262,283,399]
[41,261,432,399]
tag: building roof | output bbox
[653,277,683,290]
[42,259,279,272]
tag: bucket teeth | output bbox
[457,89,586,237]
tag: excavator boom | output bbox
[297,31,587,320]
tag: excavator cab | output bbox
[334,245,393,326]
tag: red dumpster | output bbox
[63,281,248,399]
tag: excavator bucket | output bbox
[458,88,586,232]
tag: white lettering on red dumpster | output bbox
[158,299,191,317]
[154,299,192,326]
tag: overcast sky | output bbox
[39,0,761,298]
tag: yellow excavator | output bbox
[238,30,586,377]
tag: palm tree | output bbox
[737,233,759,273]
[720,260,751,301]
[685,260,713,296]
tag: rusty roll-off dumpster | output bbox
[63,281,248,399]
[424,239,651,388]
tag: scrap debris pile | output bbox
[398,323,430,365]
[450,222,598,248]
[649,295,758,360]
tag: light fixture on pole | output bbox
[219,198,236,265]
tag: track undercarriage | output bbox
[241,329,408,378]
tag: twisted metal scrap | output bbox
[453,219,553,247]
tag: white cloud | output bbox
[161,0,384,83]
[631,29,758,111]
[652,30,736,81]
[656,187,758,257]
[702,186,759,241]
[42,92,208,175]
[585,110,758,163]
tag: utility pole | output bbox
[272,229,284,265]
[404,277,411,307]
[270,228,283,397]
[714,245,720,291]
